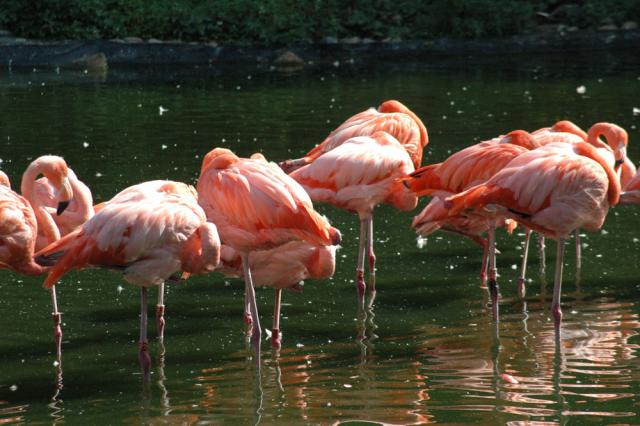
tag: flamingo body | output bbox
[281,100,428,171]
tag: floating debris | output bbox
[576,85,586,94]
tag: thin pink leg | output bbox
[487,224,499,321]
[575,229,581,272]
[272,288,282,349]
[156,282,165,340]
[479,238,489,287]
[241,253,262,363]
[551,238,566,338]
[243,287,253,326]
[139,287,151,379]
[356,218,367,305]
[50,287,62,359]
[517,229,532,299]
[367,217,376,294]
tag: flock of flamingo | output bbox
[1,99,638,376]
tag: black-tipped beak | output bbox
[56,201,70,216]
[614,159,624,167]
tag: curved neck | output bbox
[21,165,61,245]
[67,170,94,220]
[587,123,628,151]
[574,143,621,205]
[552,120,587,141]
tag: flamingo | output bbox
[404,131,532,303]
[531,121,632,272]
[279,99,428,172]
[445,142,620,335]
[289,131,417,305]
[196,149,340,358]
[216,241,337,348]
[15,156,81,354]
[35,180,221,376]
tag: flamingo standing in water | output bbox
[279,99,428,172]
[216,241,337,348]
[18,156,90,353]
[445,142,620,335]
[35,180,221,376]
[404,131,533,303]
[289,131,417,305]
[196,149,340,358]
[530,121,632,273]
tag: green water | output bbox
[1,51,640,424]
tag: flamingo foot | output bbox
[138,341,151,378]
[156,305,165,340]
[517,278,526,299]
[479,271,488,288]
[271,329,281,349]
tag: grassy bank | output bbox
[1,0,639,44]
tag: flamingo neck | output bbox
[21,165,61,246]
[67,170,94,223]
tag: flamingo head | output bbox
[588,123,629,169]
[35,156,73,215]
[200,148,238,175]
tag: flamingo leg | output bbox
[575,229,581,272]
[156,282,165,340]
[367,216,376,294]
[551,238,565,338]
[517,229,532,299]
[479,238,489,287]
[241,253,262,361]
[272,288,282,349]
[139,287,151,378]
[487,224,499,321]
[243,285,253,326]
[356,218,367,303]
[50,287,62,360]
[538,234,546,275]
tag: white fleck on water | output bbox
[158,106,168,115]
[9,385,17,391]
[576,85,586,94]
[633,107,640,116]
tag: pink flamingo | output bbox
[16,156,80,354]
[289,131,417,305]
[217,241,337,348]
[280,100,428,172]
[197,149,340,357]
[35,180,221,376]
[445,142,620,335]
[404,131,532,302]
[531,121,632,271]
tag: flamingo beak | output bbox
[55,177,73,216]
[56,201,70,216]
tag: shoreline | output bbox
[1,29,639,70]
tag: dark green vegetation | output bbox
[0,51,639,423]
[1,0,640,44]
